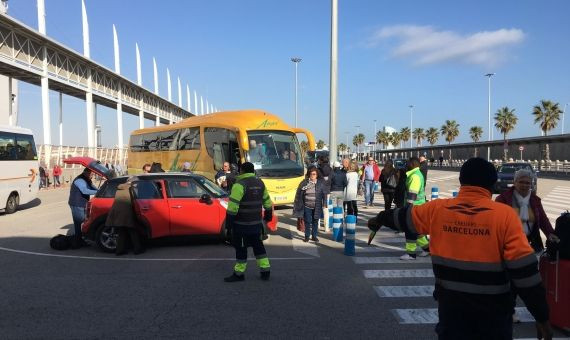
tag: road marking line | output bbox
[363,269,434,278]
[375,285,434,297]
[354,256,431,264]
[392,307,534,324]
[544,194,570,200]
[0,246,313,261]
[540,199,569,209]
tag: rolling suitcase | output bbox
[539,253,570,332]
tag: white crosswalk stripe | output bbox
[363,269,434,278]
[375,285,433,297]
[355,256,431,264]
[392,307,534,324]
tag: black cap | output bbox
[240,162,255,174]
[459,158,497,190]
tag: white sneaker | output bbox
[400,254,416,260]
[418,250,431,257]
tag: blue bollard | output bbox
[344,215,356,256]
[452,189,458,198]
[332,206,344,242]
[327,196,333,231]
[431,187,439,200]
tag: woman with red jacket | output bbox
[495,169,559,252]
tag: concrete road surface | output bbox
[0,170,569,339]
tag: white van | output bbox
[0,125,39,214]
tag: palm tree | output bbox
[316,139,325,150]
[425,127,439,158]
[390,132,401,150]
[400,127,411,148]
[300,140,309,155]
[376,131,391,150]
[412,128,425,147]
[532,100,562,162]
[494,107,518,160]
[353,133,365,160]
[440,120,460,160]
[338,143,347,156]
[469,126,483,157]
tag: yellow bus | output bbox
[127,110,315,205]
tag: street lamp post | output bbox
[291,57,302,128]
[485,73,495,161]
[409,105,414,148]
[563,103,568,135]
[355,125,360,161]
[373,119,377,154]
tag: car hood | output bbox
[63,156,112,179]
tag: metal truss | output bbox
[0,13,191,122]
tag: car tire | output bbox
[5,193,19,214]
[95,223,118,253]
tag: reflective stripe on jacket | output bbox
[227,173,272,227]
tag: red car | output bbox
[63,157,278,253]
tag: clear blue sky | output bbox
[8,0,570,148]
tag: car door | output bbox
[166,178,221,235]
[131,180,170,238]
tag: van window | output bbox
[15,134,38,160]
[0,132,16,161]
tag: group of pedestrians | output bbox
[39,164,63,189]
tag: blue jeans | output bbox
[303,207,319,239]
[70,205,85,237]
[364,180,375,205]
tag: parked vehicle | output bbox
[0,125,39,214]
[495,162,538,194]
[393,159,407,170]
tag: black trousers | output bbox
[382,192,394,210]
[233,231,267,261]
[116,227,144,255]
[344,200,358,217]
[436,302,512,340]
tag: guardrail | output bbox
[36,144,128,171]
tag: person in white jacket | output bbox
[344,162,359,219]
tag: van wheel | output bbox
[5,193,19,214]
[95,224,118,253]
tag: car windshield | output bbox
[246,130,304,178]
[195,176,228,198]
[499,165,531,174]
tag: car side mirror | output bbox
[199,193,213,205]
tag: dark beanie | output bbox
[459,158,497,190]
[240,162,255,174]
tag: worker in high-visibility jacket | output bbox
[368,158,552,339]
[224,162,273,282]
[401,157,430,260]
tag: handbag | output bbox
[296,218,305,232]
[386,174,397,189]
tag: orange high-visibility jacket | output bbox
[385,185,549,322]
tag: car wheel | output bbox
[5,193,19,214]
[95,224,118,253]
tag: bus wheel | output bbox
[5,193,19,214]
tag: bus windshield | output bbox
[247,130,304,178]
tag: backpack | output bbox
[50,234,72,251]
[386,174,398,189]
[547,211,570,260]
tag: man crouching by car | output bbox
[106,177,145,255]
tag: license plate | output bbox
[273,196,288,201]
[507,184,514,187]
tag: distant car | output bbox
[63,157,278,253]
[495,162,538,194]
[393,159,407,170]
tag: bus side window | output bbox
[205,128,236,170]
[0,132,16,161]
[15,133,37,160]
[212,143,223,170]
